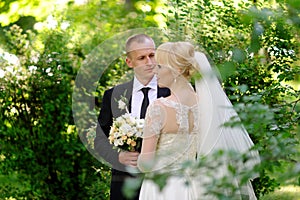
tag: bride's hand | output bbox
[119,151,140,167]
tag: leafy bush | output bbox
[0,25,110,199]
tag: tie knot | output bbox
[141,87,150,95]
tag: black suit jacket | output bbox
[94,80,170,171]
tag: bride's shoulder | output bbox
[151,97,167,107]
[153,97,173,105]
[146,98,167,119]
[148,98,170,111]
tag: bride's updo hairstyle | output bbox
[155,41,200,79]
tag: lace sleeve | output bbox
[142,100,165,139]
[138,100,165,172]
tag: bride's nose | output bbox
[153,65,158,74]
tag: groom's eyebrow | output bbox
[137,52,155,59]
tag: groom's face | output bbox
[126,39,156,84]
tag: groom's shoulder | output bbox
[115,80,133,90]
[158,86,170,91]
[158,86,171,97]
[103,80,133,96]
[109,80,132,92]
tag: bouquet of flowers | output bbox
[108,94,144,152]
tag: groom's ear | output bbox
[126,57,134,69]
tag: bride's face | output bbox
[154,64,175,88]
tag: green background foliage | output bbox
[0,0,299,199]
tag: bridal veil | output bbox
[194,51,260,199]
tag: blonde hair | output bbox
[155,42,199,79]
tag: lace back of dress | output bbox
[150,98,199,172]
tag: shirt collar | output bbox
[133,75,157,93]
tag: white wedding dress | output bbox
[138,98,200,200]
[137,52,260,200]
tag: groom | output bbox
[94,34,170,200]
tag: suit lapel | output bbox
[125,81,133,113]
[119,80,133,113]
[110,80,133,118]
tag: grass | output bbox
[260,185,300,200]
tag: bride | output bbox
[137,41,260,199]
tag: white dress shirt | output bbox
[131,76,158,118]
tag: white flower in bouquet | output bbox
[108,93,144,152]
[116,115,126,124]
[119,123,132,133]
[136,119,145,129]
[115,138,124,146]
[126,115,136,126]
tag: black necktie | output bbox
[140,87,150,119]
